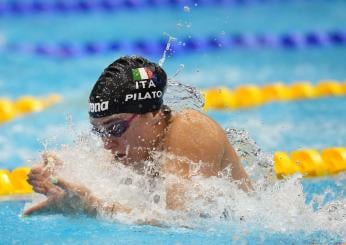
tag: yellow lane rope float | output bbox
[0,94,61,124]
[0,168,32,196]
[275,147,346,178]
[203,80,346,110]
[1,147,345,196]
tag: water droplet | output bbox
[183,6,190,12]
[153,194,160,203]
[172,64,185,79]
[124,177,132,185]
[158,34,177,67]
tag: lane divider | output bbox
[1,147,345,196]
[0,0,313,16]
[4,30,346,58]
[0,168,32,195]
[275,147,346,178]
[203,80,346,110]
[0,94,61,124]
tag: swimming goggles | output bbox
[92,114,137,137]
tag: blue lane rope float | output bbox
[0,0,318,16]
[4,30,346,58]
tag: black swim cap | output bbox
[89,56,167,118]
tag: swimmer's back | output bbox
[163,109,251,191]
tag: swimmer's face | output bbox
[90,112,163,165]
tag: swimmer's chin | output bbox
[113,153,131,165]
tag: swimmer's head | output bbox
[89,56,169,165]
[88,56,167,118]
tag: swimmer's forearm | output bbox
[52,178,99,215]
[56,178,131,215]
[100,202,132,214]
[166,183,186,211]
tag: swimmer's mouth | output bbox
[115,153,126,159]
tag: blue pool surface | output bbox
[0,199,343,245]
[0,0,346,244]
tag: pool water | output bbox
[1,0,346,244]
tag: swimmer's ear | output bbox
[149,110,163,126]
[151,110,160,118]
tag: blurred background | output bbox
[1,0,345,169]
[0,1,346,244]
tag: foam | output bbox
[24,81,345,240]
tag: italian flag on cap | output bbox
[132,67,153,81]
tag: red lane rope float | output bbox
[0,94,61,124]
[203,80,346,110]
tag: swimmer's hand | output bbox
[25,153,131,216]
[29,152,63,179]
[24,176,99,216]
[24,153,65,215]
[41,152,63,170]
[25,152,97,216]
[24,171,66,215]
[26,152,63,196]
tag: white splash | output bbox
[164,79,204,112]
[26,132,346,239]
[158,34,177,67]
[183,6,190,13]
[25,82,346,241]
[172,64,185,80]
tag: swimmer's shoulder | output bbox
[163,109,228,173]
[169,109,226,138]
[165,109,227,150]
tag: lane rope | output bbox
[3,30,346,58]
[0,168,32,196]
[0,94,61,124]
[203,80,346,110]
[275,147,346,178]
[1,147,345,196]
[0,0,317,16]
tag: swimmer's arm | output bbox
[58,180,166,226]
[24,178,131,216]
[55,178,132,215]
[222,143,253,192]
[162,156,190,211]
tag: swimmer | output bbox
[24,56,251,217]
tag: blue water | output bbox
[0,198,343,245]
[0,1,346,244]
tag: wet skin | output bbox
[90,111,169,166]
[25,109,252,216]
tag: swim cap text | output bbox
[135,80,156,89]
[125,91,162,102]
[125,79,162,102]
[89,101,109,113]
